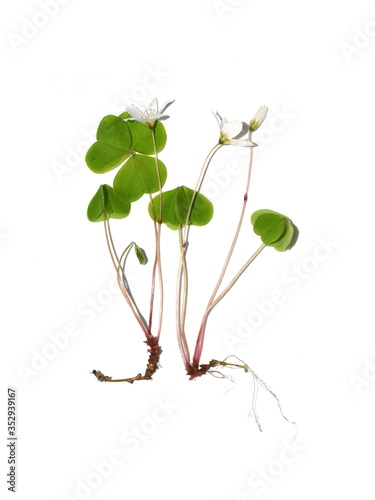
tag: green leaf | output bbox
[251,209,298,251]
[86,115,131,174]
[87,184,131,222]
[134,245,148,265]
[251,209,281,226]
[148,186,214,229]
[273,223,299,252]
[149,189,182,227]
[113,154,167,202]
[118,112,167,154]
[253,212,287,244]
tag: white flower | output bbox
[249,105,268,132]
[214,111,256,147]
[124,98,175,125]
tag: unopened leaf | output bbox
[134,245,148,265]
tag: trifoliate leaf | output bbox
[87,184,131,222]
[251,209,298,251]
[148,186,214,229]
[118,112,167,154]
[86,115,132,173]
[113,154,167,202]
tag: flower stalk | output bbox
[176,143,221,368]
[148,126,164,341]
[192,132,257,367]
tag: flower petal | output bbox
[147,98,159,116]
[160,99,175,114]
[221,120,244,139]
[126,104,145,121]
[234,122,250,138]
[213,111,223,126]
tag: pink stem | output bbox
[149,127,164,341]
[193,137,254,366]
[176,144,221,368]
[148,220,159,335]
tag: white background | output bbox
[1,0,375,499]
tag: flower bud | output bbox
[249,105,268,132]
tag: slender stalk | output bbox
[149,126,164,341]
[207,136,254,307]
[148,197,158,334]
[105,220,148,328]
[176,226,190,366]
[192,244,266,366]
[104,219,118,270]
[207,244,266,313]
[104,223,149,336]
[175,143,221,367]
[183,143,221,243]
[192,136,258,366]
[178,228,189,337]
[116,243,150,337]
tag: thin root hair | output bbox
[208,369,228,380]
[212,354,296,436]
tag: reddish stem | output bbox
[192,139,254,366]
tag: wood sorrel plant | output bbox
[85,99,298,428]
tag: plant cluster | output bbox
[85,98,298,427]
